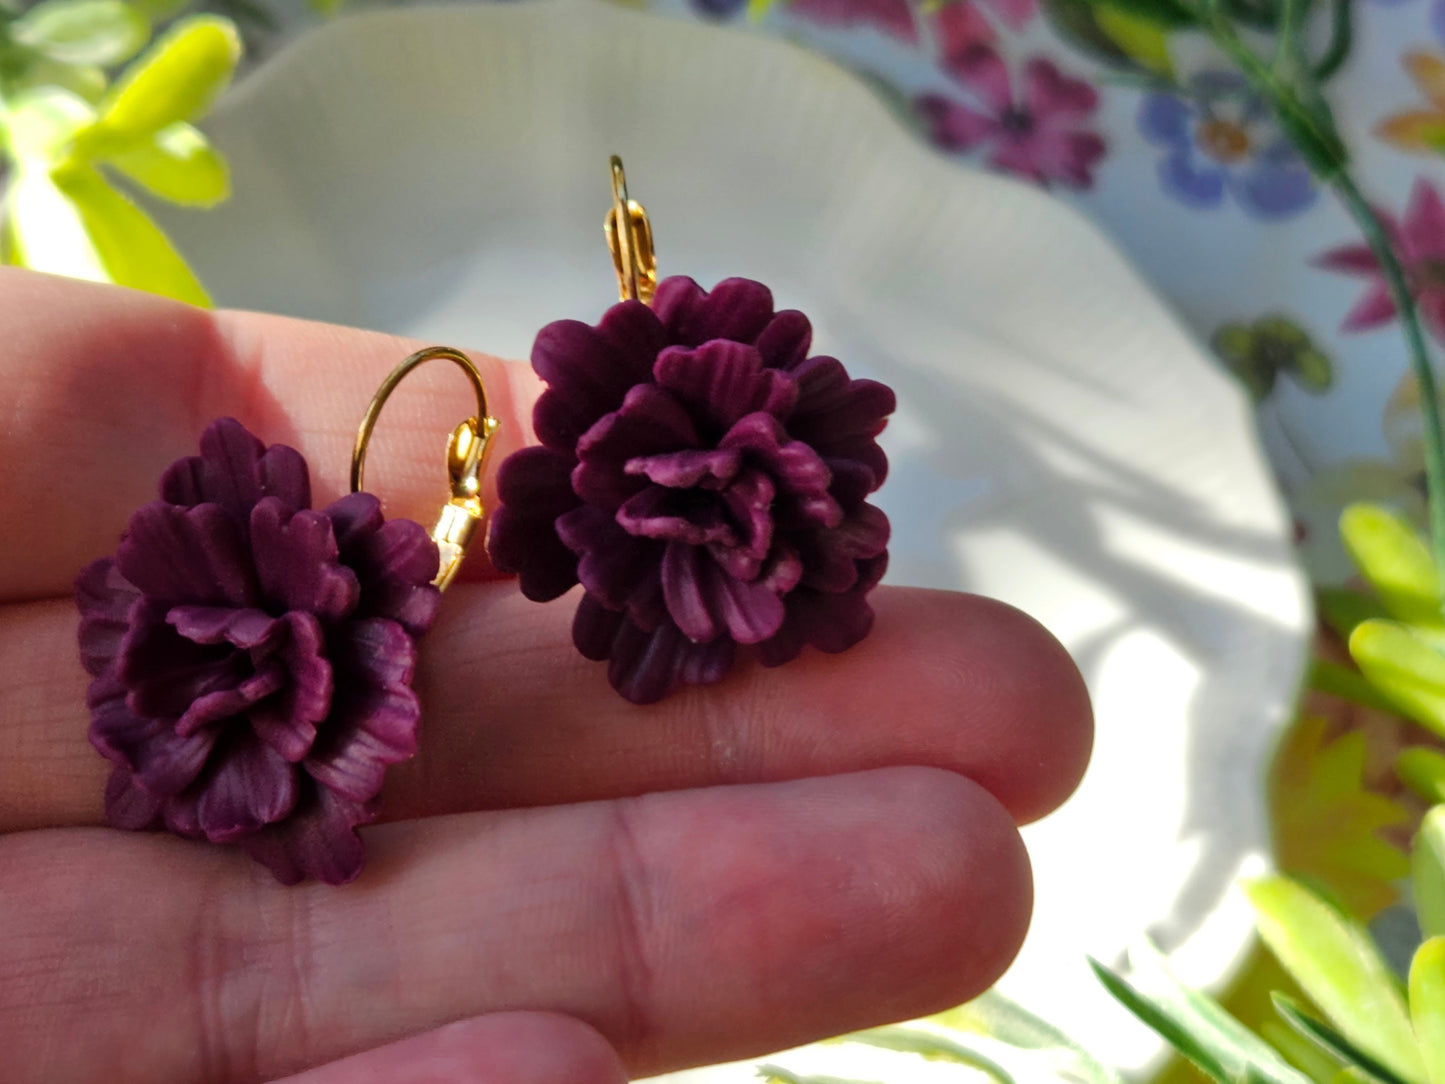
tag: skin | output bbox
[0,268,1094,1084]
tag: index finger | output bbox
[0,268,539,601]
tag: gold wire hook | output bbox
[351,346,501,592]
[605,156,657,304]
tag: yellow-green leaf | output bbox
[1349,619,1445,739]
[1095,3,1173,75]
[1341,504,1443,625]
[1246,876,1426,1083]
[6,166,107,280]
[1417,808,1445,940]
[1410,938,1445,1084]
[1398,747,1445,804]
[50,163,210,305]
[11,0,149,66]
[75,15,240,157]
[106,122,227,205]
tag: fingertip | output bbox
[873,590,1093,824]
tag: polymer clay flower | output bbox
[1316,177,1445,346]
[916,45,1106,190]
[1212,315,1333,401]
[488,276,894,704]
[1139,72,1317,220]
[76,419,440,885]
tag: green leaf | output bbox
[2,85,96,161]
[1397,747,1445,805]
[845,1026,1015,1082]
[1094,3,1174,74]
[1410,938,1445,1084]
[1415,808,1445,940]
[1348,619,1445,740]
[1316,586,1390,640]
[11,54,108,103]
[929,989,1125,1084]
[105,121,227,204]
[74,14,240,157]
[128,0,192,18]
[755,1067,882,1084]
[1340,504,1443,625]
[11,0,149,66]
[1088,948,1309,1084]
[1246,876,1426,1082]
[50,162,210,304]
[1272,994,1417,1084]
[1090,0,1196,27]
[1308,659,1404,714]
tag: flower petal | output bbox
[89,672,218,796]
[1409,51,1445,109]
[573,384,702,509]
[617,485,736,546]
[167,605,279,649]
[530,306,662,449]
[1341,283,1398,332]
[487,446,584,602]
[119,603,252,721]
[558,505,667,623]
[797,502,892,592]
[1024,57,1097,122]
[789,0,919,42]
[754,310,813,372]
[75,557,141,676]
[662,541,786,645]
[327,494,441,637]
[1158,146,1225,207]
[1314,241,1380,275]
[1404,177,1445,263]
[159,418,310,522]
[602,615,736,704]
[116,501,257,607]
[654,341,799,431]
[250,498,360,621]
[1377,110,1445,154]
[786,357,894,484]
[651,277,778,349]
[573,591,626,661]
[1229,154,1318,220]
[248,610,332,762]
[916,93,997,153]
[196,733,300,842]
[945,44,1012,114]
[239,784,373,886]
[1138,93,1194,147]
[625,447,742,489]
[305,618,420,804]
[174,659,285,737]
[721,412,841,528]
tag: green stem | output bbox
[1313,0,1353,81]
[1332,173,1445,585]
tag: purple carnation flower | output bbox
[487,276,894,704]
[76,419,441,885]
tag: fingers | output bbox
[0,269,539,600]
[0,584,1092,831]
[270,1014,626,1084]
[0,767,1031,1084]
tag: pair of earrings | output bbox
[76,159,896,885]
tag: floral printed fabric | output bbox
[643,0,1445,580]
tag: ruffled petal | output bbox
[530,307,662,449]
[616,485,736,546]
[119,603,252,721]
[238,784,373,886]
[558,505,667,625]
[327,493,440,637]
[251,498,360,621]
[754,310,813,372]
[305,618,421,804]
[89,672,218,797]
[573,384,701,509]
[625,447,741,489]
[487,446,583,601]
[75,558,141,676]
[247,611,333,762]
[159,419,310,523]
[196,733,299,842]
[115,501,257,608]
[601,614,736,704]
[167,605,280,649]
[721,413,841,528]
[651,277,778,349]
[661,541,786,645]
[654,341,798,431]
[797,502,892,592]
[786,357,894,483]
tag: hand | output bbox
[0,269,1092,1083]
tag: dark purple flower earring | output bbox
[77,348,500,885]
[487,158,895,704]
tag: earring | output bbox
[76,347,500,886]
[487,158,895,705]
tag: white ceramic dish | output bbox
[152,0,1312,1072]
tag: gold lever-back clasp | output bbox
[351,346,501,592]
[605,155,657,304]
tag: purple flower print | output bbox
[1139,72,1318,220]
[916,44,1106,190]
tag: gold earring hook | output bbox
[351,346,501,592]
[605,155,657,304]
